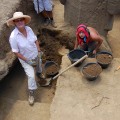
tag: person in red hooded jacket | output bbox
[74,24,103,54]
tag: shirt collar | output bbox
[15,26,29,35]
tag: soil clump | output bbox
[83,63,102,77]
[45,64,59,76]
[96,54,113,64]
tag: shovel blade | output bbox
[40,78,52,87]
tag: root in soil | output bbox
[96,54,113,64]
[83,64,102,76]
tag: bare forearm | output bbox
[14,52,27,61]
[74,39,78,49]
[95,38,103,51]
[35,40,41,52]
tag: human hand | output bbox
[93,50,97,54]
[38,51,43,58]
[26,59,37,66]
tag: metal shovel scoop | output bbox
[40,54,88,87]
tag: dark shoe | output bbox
[50,20,57,28]
[44,18,50,26]
[28,90,34,105]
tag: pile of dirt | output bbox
[37,28,75,66]
[38,79,47,86]
[83,63,102,77]
[96,54,113,64]
[37,29,62,65]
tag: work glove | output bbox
[93,50,97,55]
[38,51,43,58]
[26,59,37,67]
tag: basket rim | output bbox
[96,51,113,65]
[44,60,59,67]
[96,51,113,57]
[67,49,86,61]
[44,61,60,76]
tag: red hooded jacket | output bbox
[76,24,90,45]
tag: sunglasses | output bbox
[13,18,25,23]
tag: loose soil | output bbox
[96,54,113,64]
[37,28,74,65]
[83,63,102,77]
[38,79,47,86]
[45,64,59,76]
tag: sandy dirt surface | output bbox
[0,0,120,120]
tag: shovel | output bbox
[41,54,88,86]
[36,51,44,77]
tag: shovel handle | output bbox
[52,55,88,80]
[115,66,120,71]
